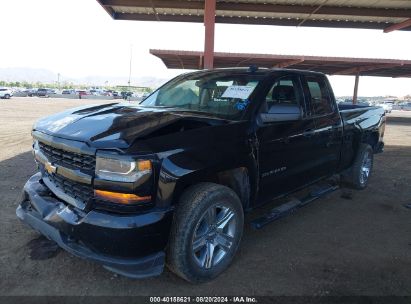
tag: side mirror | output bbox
[259,103,302,123]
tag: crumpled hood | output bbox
[33,103,227,149]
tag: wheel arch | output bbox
[362,131,379,151]
[172,166,255,210]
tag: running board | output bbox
[251,184,339,229]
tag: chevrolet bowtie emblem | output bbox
[45,161,57,175]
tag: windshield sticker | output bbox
[221,86,255,99]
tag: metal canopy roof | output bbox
[150,49,411,77]
[97,0,411,31]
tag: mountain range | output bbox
[0,67,168,88]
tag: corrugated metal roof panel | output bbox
[99,0,411,31]
[218,0,411,9]
[110,7,409,24]
[150,49,411,77]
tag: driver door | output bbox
[257,74,318,204]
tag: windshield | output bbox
[141,72,262,119]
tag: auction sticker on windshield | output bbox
[221,86,255,99]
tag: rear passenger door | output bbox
[302,75,343,179]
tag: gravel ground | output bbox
[0,97,410,296]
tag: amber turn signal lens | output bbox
[137,160,152,171]
[94,189,151,205]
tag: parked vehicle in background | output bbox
[89,89,100,96]
[36,88,55,98]
[62,89,76,95]
[376,102,393,113]
[105,90,119,97]
[0,88,13,99]
[339,101,371,107]
[76,90,88,98]
[343,99,370,105]
[17,68,386,283]
[398,102,411,111]
[121,91,132,99]
[24,88,38,97]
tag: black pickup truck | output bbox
[17,68,385,283]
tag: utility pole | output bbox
[57,73,61,90]
[353,73,360,104]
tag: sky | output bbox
[1,0,411,96]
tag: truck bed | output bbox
[338,102,376,111]
[338,103,385,123]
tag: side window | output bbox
[306,76,334,116]
[264,76,302,110]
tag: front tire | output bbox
[167,183,244,283]
[342,143,374,190]
[4,94,10,99]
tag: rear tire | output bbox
[341,143,374,190]
[4,94,10,99]
[167,183,244,283]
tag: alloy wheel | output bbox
[191,205,237,269]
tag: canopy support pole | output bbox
[203,0,216,69]
[353,73,360,104]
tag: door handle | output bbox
[303,129,315,137]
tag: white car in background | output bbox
[0,88,13,99]
[376,102,393,113]
[398,102,411,111]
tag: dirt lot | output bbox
[0,97,410,296]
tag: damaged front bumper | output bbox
[16,173,173,278]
